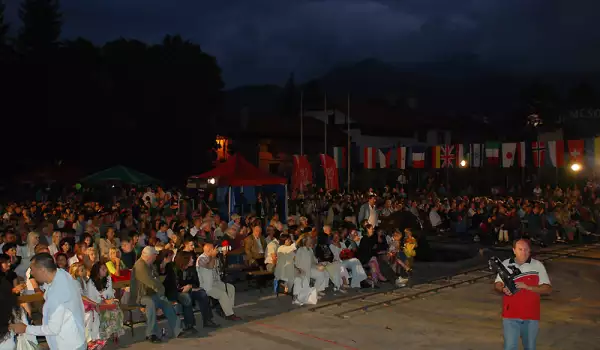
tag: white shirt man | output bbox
[11,253,86,350]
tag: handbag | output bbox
[83,299,97,313]
[16,334,38,350]
[295,276,318,305]
[99,300,119,311]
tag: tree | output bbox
[0,0,8,46]
[279,73,296,118]
[17,0,62,55]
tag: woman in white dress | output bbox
[273,234,297,294]
[69,262,100,348]
[329,232,367,288]
[0,280,37,350]
[47,231,62,258]
[293,235,328,304]
[15,232,39,278]
[87,263,125,344]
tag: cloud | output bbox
[5,0,600,86]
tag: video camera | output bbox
[216,245,232,254]
[488,256,522,295]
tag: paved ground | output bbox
[109,245,600,350]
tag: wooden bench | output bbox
[246,270,275,292]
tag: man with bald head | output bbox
[196,243,241,321]
[494,239,552,350]
[130,246,183,343]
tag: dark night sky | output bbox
[5,0,600,87]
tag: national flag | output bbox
[333,147,346,169]
[584,138,594,169]
[319,154,340,190]
[546,140,565,168]
[470,144,484,167]
[516,142,526,167]
[532,141,546,167]
[485,142,500,165]
[455,144,466,166]
[440,145,456,168]
[411,146,425,168]
[378,148,395,168]
[292,155,313,192]
[432,145,440,168]
[364,147,377,169]
[502,143,517,168]
[585,137,600,169]
[397,147,408,169]
[567,140,584,165]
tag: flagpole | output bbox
[300,91,304,156]
[347,93,351,192]
[324,93,327,156]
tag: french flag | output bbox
[364,147,377,169]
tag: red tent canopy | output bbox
[190,154,287,187]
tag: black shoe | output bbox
[146,335,161,343]
[184,326,199,334]
[203,319,220,328]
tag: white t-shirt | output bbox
[494,258,551,286]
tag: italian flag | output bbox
[485,141,500,166]
[333,147,346,169]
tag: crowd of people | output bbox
[0,180,597,348]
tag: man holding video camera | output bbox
[494,239,552,350]
[196,243,241,321]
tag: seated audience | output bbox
[196,243,241,321]
[129,246,184,343]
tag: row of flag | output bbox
[330,139,600,170]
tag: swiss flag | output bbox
[567,140,584,165]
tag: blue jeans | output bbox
[503,318,539,350]
[140,294,181,338]
[178,290,213,327]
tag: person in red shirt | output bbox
[494,239,552,350]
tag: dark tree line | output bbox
[0,0,224,184]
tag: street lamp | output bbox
[570,163,582,172]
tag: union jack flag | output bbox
[441,145,455,168]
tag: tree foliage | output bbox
[2,0,224,183]
[0,0,8,45]
[17,0,62,55]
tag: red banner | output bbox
[320,154,340,191]
[292,155,312,192]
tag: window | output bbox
[269,163,279,174]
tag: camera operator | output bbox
[196,243,241,321]
[494,239,552,350]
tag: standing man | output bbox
[10,253,86,350]
[494,239,552,350]
[358,195,378,228]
